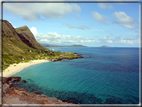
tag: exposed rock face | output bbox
[2,20,44,50]
[2,77,75,105]
[2,19,45,56]
[3,83,9,95]
[16,25,44,49]
[2,76,21,84]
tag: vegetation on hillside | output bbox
[2,48,79,70]
[1,20,82,70]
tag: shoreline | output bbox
[2,76,75,104]
[2,53,84,77]
[3,59,50,77]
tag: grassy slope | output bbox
[2,20,80,70]
[2,20,46,69]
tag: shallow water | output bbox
[13,47,139,104]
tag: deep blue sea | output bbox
[13,47,139,104]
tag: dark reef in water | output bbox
[2,76,76,105]
[2,76,139,104]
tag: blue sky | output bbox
[2,0,141,47]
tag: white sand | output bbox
[3,59,50,77]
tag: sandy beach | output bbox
[3,59,50,77]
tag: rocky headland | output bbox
[51,53,84,62]
[2,76,77,105]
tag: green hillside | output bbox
[2,20,82,70]
[2,20,47,70]
[15,25,44,49]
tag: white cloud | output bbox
[92,11,138,29]
[65,23,90,30]
[3,3,81,21]
[113,11,137,29]
[30,27,139,46]
[66,23,75,29]
[31,27,95,44]
[77,25,90,30]
[30,27,38,34]
[107,40,113,43]
[98,3,113,9]
[92,12,108,25]
[99,35,139,45]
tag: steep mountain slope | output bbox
[2,20,44,55]
[15,25,44,49]
[2,20,83,70]
[2,20,46,69]
[3,20,32,55]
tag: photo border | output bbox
[1,0,141,106]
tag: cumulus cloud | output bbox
[65,23,90,30]
[92,12,108,25]
[3,3,81,21]
[30,26,139,46]
[30,27,139,46]
[30,27,95,44]
[30,27,38,34]
[99,35,139,45]
[113,11,137,29]
[98,3,113,9]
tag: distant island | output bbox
[101,45,110,47]
[41,44,87,47]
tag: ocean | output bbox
[12,47,139,104]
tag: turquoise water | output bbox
[13,47,139,104]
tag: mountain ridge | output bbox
[2,20,84,105]
[15,25,44,49]
[2,20,84,70]
[2,20,46,69]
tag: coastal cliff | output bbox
[2,77,75,104]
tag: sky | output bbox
[1,0,141,47]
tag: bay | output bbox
[13,47,139,104]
